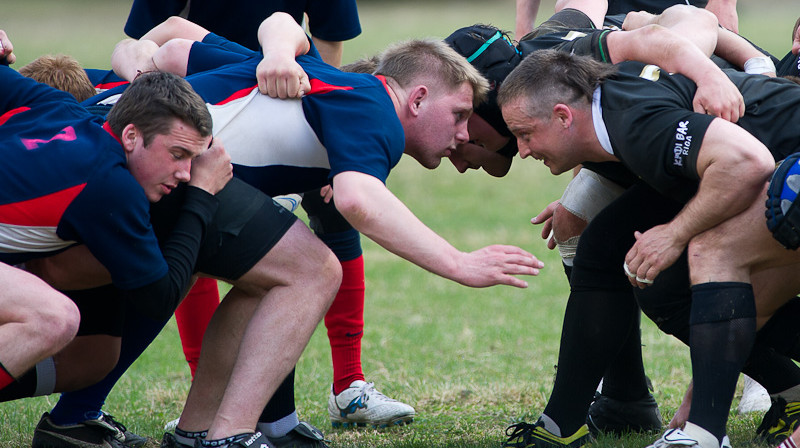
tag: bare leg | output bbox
[0,264,80,378]
[52,335,121,392]
[178,220,341,437]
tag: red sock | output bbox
[325,256,366,394]
[176,278,220,379]
[0,362,15,390]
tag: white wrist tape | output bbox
[744,56,776,75]
[559,169,625,222]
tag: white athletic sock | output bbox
[257,411,300,438]
[539,413,562,437]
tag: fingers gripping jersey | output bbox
[85,35,406,198]
[0,66,167,289]
[180,35,405,197]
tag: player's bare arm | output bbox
[256,12,311,98]
[610,17,745,122]
[332,170,543,288]
[624,119,774,287]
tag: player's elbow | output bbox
[153,38,194,76]
[332,191,369,229]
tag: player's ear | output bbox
[120,123,139,154]
[407,85,428,117]
[553,103,572,128]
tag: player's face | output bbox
[448,114,511,174]
[410,82,473,169]
[126,119,211,202]
[502,97,576,175]
[793,22,800,55]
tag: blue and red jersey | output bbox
[87,34,406,198]
[0,66,167,290]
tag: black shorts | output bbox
[151,178,298,280]
[67,285,125,336]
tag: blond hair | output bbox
[374,39,488,106]
[19,54,96,102]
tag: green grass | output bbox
[0,0,797,447]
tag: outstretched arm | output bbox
[332,171,543,288]
[715,27,775,76]
[112,12,311,99]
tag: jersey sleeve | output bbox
[187,37,257,75]
[777,51,800,78]
[300,71,404,183]
[520,28,614,63]
[60,169,219,320]
[599,66,715,202]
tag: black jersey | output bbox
[520,27,615,63]
[777,51,800,78]
[596,61,800,202]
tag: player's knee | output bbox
[687,231,730,267]
[288,237,342,308]
[317,250,343,306]
[34,295,80,351]
[552,204,588,242]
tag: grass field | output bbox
[0,1,798,447]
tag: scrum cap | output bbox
[766,153,800,249]
[445,25,522,157]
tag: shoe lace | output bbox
[97,412,128,441]
[504,421,537,440]
[357,381,394,403]
[758,397,786,435]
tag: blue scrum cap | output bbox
[765,153,800,249]
[445,24,522,157]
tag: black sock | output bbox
[688,282,756,442]
[543,288,641,435]
[259,368,296,423]
[598,310,651,402]
[0,367,36,402]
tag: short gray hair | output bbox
[498,49,617,119]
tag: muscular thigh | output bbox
[152,178,300,281]
[228,220,337,297]
[752,264,800,326]
[691,184,800,274]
